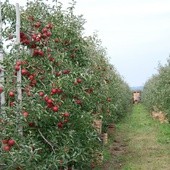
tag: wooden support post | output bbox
[0,0,5,114]
[16,3,23,136]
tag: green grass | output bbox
[121,104,170,170]
[157,123,170,144]
[95,104,170,170]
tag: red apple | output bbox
[44,96,49,102]
[39,91,44,97]
[16,61,22,66]
[77,78,82,83]
[62,70,70,74]
[63,112,70,117]
[34,22,41,28]
[23,111,29,117]
[9,91,15,97]
[21,69,29,76]
[47,99,53,104]
[32,34,37,40]
[42,27,48,33]
[15,65,20,71]
[8,139,15,146]
[0,87,3,93]
[52,106,59,112]
[10,102,15,107]
[28,122,35,127]
[3,145,11,151]
[46,31,52,37]
[55,38,59,43]
[57,122,63,128]
[56,88,63,94]
[38,50,44,56]
[28,16,34,21]
[56,72,61,77]
[51,88,57,95]
[2,139,8,144]
[29,75,34,81]
[107,97,111,102]
[46,23,53,29]
[75,100,82,105]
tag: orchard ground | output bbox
[95,104,170,170]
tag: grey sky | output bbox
[3,0,170,86]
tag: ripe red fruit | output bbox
[34,22,41,28]
[46,31,52,37]
[47,103,54,108]
[57,122,63,128]
[9,91,15,97]
[107,97,111,102]
[31,43,36,49]
[46,23,53,29]
[29,122,35,127]
[55,72,61,77]
[56,88,63,94]
[62,70,70,74]
[10,102,15,107]
[30,79,37,86]
[15,65,20,71]
[47,99,53,104]
[3,145,11,151]
[75,100,82,105]
[38,50,44,56]
[51,88,57,95]
[35,37,41,42]
[42,27,48,33]
[42,33,47,39]
[33,49,39,56]
[64,119,69,123]
[63,112,70,117]
[2,139,8,144]
[16,61,22,66]
[21,69,28,76]
[55,38,59,43]
[8,139,15,146]
[22,39,30,45]
[29,75,34,81]
[0,87,3,93]
[23,111,29,117]
[52,106,59,112]
[39,91,44,97]
[70,54,75,59]
[85,88,93,94]
[44,96,49,102]
[77,78,82,83]
[48,57,55,62]
[32,34,37,40]
[28,16,34,21]
[20,32,25,38]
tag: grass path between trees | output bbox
[96,104,170,170]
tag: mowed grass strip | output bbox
[120,104,170,170]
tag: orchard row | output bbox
[142,59,170,122]
[0,0,132,169]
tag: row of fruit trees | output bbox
[0,0,132,169]
[142,59,170,122]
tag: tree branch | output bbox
[38,129,55,153]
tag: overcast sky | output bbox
[3,0,170,87]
